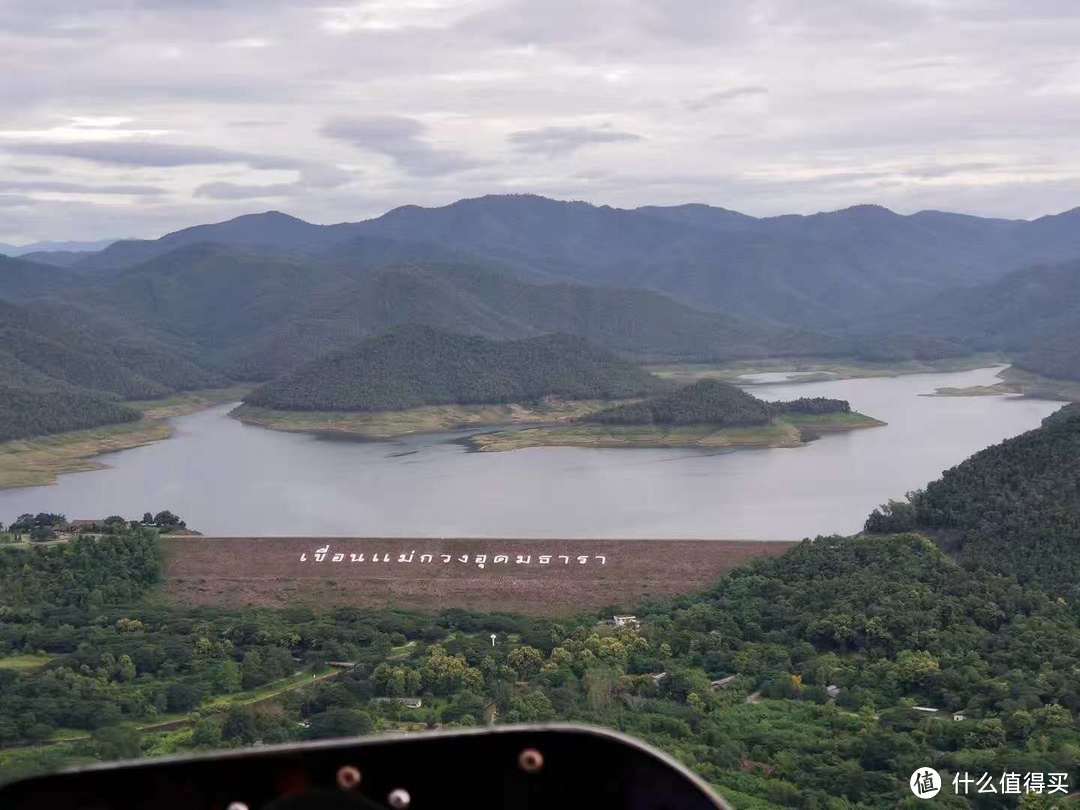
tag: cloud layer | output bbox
[1,0,1079,241]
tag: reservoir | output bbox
[0,366,1064,539]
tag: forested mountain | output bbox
[54,246,841,380]
[0,288,226,441]
[4,194,1080,445]
[245,326,668,411]
[865,403,1080,595]
[0,255,78,299]
[0,386,139,442]
[58,196,1080,333]
[349,196,1080,328]
[0,238,117,257]
[0,298,222,400]
[864,259,1080,380]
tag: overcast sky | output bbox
[2,0,1080,243]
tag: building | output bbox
[67,519,102,533]
[613,615,640,628]
[373,697,423,709]
[710,675,738,690]
[826,685,841,699]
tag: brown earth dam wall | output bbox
[162,537,797,616]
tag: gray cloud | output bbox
[194,181,299,200]
[2,0,1080,241]
[321,116,482,177]
[686,86,768,111]
[5,140,299,170]
[508,126,643,157]
[0,179,165,195]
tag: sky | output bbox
[2,0,1080,243]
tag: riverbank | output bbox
[466,411,885,452]
[926,366,1080,401]
[230,398,631,440]
[648,354,1006,386]
[0,387,250,490]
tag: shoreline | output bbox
[229,398,633,441]
[922,366,1080,402]
[647,354,1008,386]
[0,387,250,490]
[465,412,885,452]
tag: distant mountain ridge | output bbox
[865,258,1080,380]
[245,325,670,411]
[59,195,1080,334]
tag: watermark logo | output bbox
[910,767,942,799]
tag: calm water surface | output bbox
[0,366,1064,539]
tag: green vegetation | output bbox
[467,412,881,452]
[0,655,53,672]
[465,381,878,451]
[231,398,624,440]
[0,388,247,490]
[0,386,139,442]
[246,326,667,412]
[0,294,226,443]
[866,403,1080,596]
[3,528,1080,806]
[589,379,770,426]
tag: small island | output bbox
[466,379,885,452]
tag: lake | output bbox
[0,366,1064,539]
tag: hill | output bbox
[59,247,832,380]
[350,196,1080,328]
[0,294,225,442]
[245,326,668,411]
[865,403,1080,595]
[588,380,852,427]
[855,258,1080,380]
[589,379,772,426]
[61,197,1080,334]
[0,386,139,442]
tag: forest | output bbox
[587,380,850,427]
[865,403,1080,596]
[244,325,668,412]
[0,386,139,442]
[3,520,1079,807]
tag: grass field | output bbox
[0,655,53,672]
[466,412,885,452]
[230,398,633,440]
[0,387,249,490]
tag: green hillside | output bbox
[865,403,1080,594]
[589,379,771,426]
[0,297,225,442]
[0,386,139,442]
[588,380,852,427]
[245,326,668,411]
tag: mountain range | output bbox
[2,193,1080,439]
[56,195,1080,329]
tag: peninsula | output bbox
[466,379,885,451]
